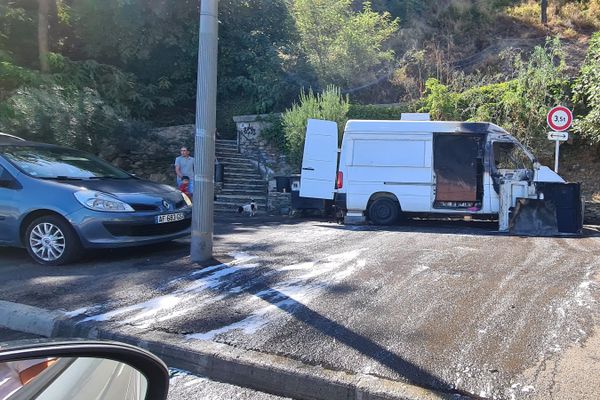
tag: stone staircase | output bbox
[215,139,268,213]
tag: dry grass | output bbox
[506,1,541,26]
[506,0,600,32]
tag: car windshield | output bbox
[1,146,131,180]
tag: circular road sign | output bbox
[547,106,573,132]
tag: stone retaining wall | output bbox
[584,201,600,224]
[233,114,294,178]
[98,124,195,186]
[268,192,292,215]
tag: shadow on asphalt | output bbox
[242,284,478,398]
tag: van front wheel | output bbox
[368,198,400,225]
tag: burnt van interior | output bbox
[433,133,484,209]
[490,141,534,193]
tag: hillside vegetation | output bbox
[1,1,600,195]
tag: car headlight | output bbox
[181,191,192,206]
[74,191,134,212]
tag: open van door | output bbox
[300,119,338,200]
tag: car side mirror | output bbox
[0,340,169,400]
[0,179,20,189]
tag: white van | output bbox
[299,118,578,232]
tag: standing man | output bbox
[175,146,194,195]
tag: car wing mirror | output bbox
[0,179,19,189]
[0,340,169,400]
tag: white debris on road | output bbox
[187,250,366,340]
[70,250,366,335]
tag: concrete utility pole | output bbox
[191,0,219,262]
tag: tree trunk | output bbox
[541,0,548,24]
[554,0,564,16]
[38,0,50,73]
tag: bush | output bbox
[282,86,349,170]
[0,86,148,151]
[347,103,412,120]
[572,32,600,147]
[419,38,569,157]
[0,60,46,100]
[420,78,460,120]
[258,114,285,151]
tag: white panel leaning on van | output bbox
[300,116,566,227]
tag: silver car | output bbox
[0,133,192,265]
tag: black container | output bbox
[275,176,292,193]
[536,182,583,234]
[214,161,224,183]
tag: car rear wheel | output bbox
[368,197,400,225]
[25,216,82,265]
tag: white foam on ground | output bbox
[82,294,182,323]
[187,250,366,341]
[63,307,89,318]
[77,253,259,326]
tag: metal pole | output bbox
[191,0,219,262]
[554,140,559,173]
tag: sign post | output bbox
[546,106,573,173]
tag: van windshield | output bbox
[492,141,533,171]
[2,146,131,180]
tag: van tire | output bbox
[25,216,82,266]
[368,198,400,225]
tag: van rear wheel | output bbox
[368,198,400,225]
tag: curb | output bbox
[0,300,461,400]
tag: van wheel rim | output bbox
[375,205,391,219]
[30,223,66,262]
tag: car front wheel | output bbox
[25,216,82,266]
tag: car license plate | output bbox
[156,212,185,224]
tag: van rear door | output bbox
[300,119,338,200]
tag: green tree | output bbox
[572,32,600,148]
[420,78,459,120]
[282,86,349,169]
[292,0,399,89]
[217,0,306,133]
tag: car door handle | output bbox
[302,167,315,171]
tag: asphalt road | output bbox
[1,215,599,399]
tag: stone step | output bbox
[220,188,266,195]
[221,180,266,187]
[215,144,238,150]
[218,157,257,165]
[222,167,260,175]
[215,148,239,154]
[221,186,266,194]
[215,195,267,203]
[215,152,241,159]
[223,176,265,187]
[222,164,260,171]
[223,182,265,189]
[220,163,257,172]
[224,173,263,181]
